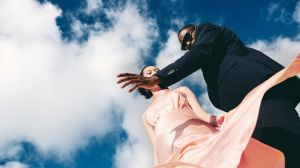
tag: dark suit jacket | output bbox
[156,23,300,113]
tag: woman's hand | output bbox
[209,115,218,127]
[215,114,226,127]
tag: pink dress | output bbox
[143,53,300,168]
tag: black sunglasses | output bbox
[181,27,196,50]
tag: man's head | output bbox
[178,24,197,51]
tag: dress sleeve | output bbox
[143,108,159,126]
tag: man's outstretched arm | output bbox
[155,23,221,88]
[117,23,221,92]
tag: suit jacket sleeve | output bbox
[155,23,221,88]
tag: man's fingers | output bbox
[117,73,137,77]
[121,79,140,88]
[116,72,147,93]
[117,76,139,84]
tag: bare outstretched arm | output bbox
[176,86,218,126]
[142,115,158,165]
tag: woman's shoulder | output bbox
[172,86,193,99]
[174,86,191,94]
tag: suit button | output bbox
[167,70,175,74]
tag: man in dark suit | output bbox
[117,22,300,167]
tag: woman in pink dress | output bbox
[136,53,300,168]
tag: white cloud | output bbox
[170,18,186,28]
[265,2,290,23]
[267,2,279,15]
[293,1,300,23]
[155,30,184,68]
[70,17,104,40]
[114,98,154,168]
[265,0,300,24]
[0,162,28,168]
[249,37,300,113]
[85,0,103,15]
[71,19,88,39]
[0,0,157,163]
[249,37,300,66]
[0,143,22,160]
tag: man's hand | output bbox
[116,73,161,92]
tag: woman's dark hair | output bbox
[137,66,153,99]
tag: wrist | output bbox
[152,75,162,90]
[209,115,218,127]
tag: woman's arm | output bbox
[142,115,158,165]
[176,86,218,126]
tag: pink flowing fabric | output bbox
[143,53,300,168]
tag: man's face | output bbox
[178,27,196,51]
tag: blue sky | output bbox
[0,0,300,168]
